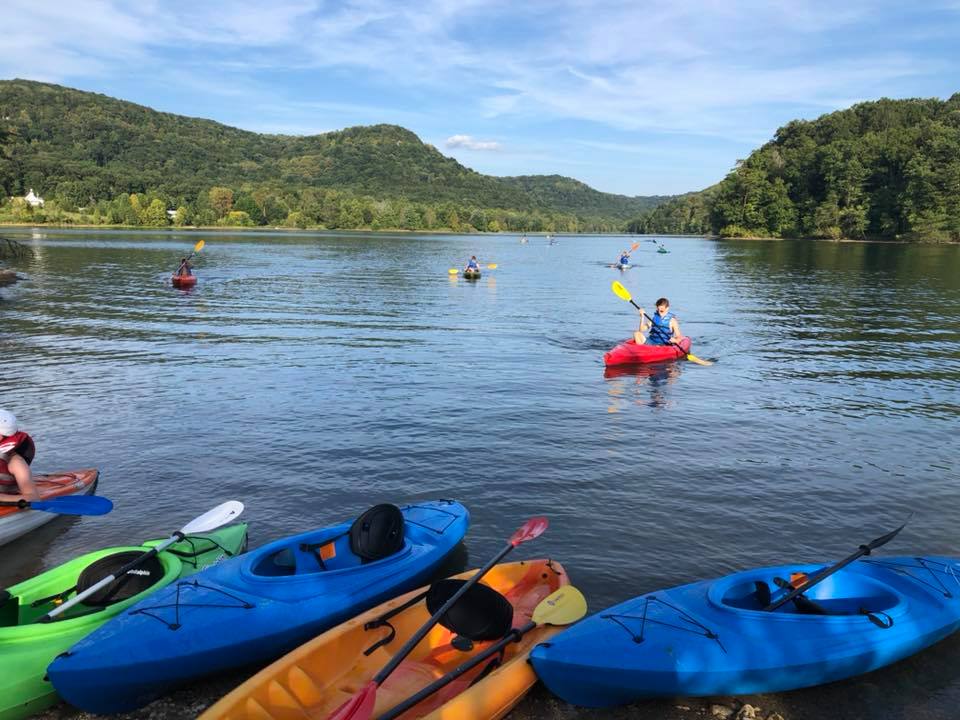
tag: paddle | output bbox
[764,519,909,612]
[39,500,244,622]
[378,585,587,720]
[448,263,497,275]
[0,495,113,516]
[176,239,205,275]
[328,516,549,720]
[610,281,713,366]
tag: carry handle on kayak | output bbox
[38,501,244,621]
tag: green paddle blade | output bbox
[532,585,587,625]
[611,280,633,302]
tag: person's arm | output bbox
[638,308,649,333]
[0,453,40,502]
[670,317,682,342]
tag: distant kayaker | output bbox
[0,409,40,502]
[635,298,684,346]
[618,249,631,266]
[175,257,193,277]
[464,256,480,272]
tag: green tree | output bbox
[208,186,234,218]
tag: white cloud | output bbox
[445,134,501,151]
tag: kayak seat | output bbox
[426,579,514,641]
[75,551,165,606]
[0,590,18,627]
[724,573,901,615]
[350,503,405,563]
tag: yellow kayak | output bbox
[200,558,570,720]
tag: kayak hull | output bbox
[0,523,248,720]
[531,555,960,707]
[462,271,481,279]
[603,337,691,367]
[171,274,197,287]
[200,559,570,720]
[48,500,469,714]
[0,469,98,548]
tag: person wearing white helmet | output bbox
[0,410,40,502]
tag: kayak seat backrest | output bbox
[349,504,405,564]
[75,551,165,607]
[426,579,514,641]
[0,590,18,627]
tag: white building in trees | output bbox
[24,189,44,207]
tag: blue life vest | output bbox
[619,255,629,265]
[648,311,674,345]
[467,259,479,269]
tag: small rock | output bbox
[711,705,735,719]
[735,705,759,720]
[675,706,691,712]
[766,714,786,720]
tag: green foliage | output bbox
[0,80,670,231]
[627,94,960,241]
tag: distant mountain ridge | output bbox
[0,79,667,227]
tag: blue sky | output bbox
[2,1,959,196]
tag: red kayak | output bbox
[171,274,197,288]
[603,337,691,367]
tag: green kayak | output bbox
[0,523,248,720]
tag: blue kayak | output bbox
[531,555,960,707]
[48,500,469,714]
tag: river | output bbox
[1,229,958,719]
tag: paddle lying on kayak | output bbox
[40,500,244,621]
[611,281,712,366]
[378,585,587,720]
[0,495,113,516]
[329,516,549,720]
[764,518,909,612]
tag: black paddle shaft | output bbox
[378,620,536,720]
[764,521,908,612]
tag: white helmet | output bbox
[0,410,17,437]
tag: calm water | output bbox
[1,229,959,719]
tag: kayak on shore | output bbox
[0,522,248,720]
[603,337,691,366]
[530,553,960,707]
[48,500,470,714]
[0,469,99,548]
[199,558,570,720]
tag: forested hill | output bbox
[628,94,960,241]
[0,79,666,231]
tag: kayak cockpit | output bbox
[711,566,902,616]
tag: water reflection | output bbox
[604,361,684,410]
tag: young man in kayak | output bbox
[464,256,480,273]
[635,298,684,346]
[617,249,631,266]
[0,409,40,502]
[175,257,193,277]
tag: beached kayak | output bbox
[48,500,470,714]
[462,270,481,279]
[603,337,691,366]
[171,274,197,288]
[0,523,248,720]
[531,555,960,707]
[0,469,99,548]
[200,558,569,720]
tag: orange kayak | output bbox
[0,469,99,547]
[200,559,569,720]
[171,274,197,288]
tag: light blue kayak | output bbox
[48,500,469,714]
[531,555,960,707]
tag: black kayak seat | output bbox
[349,503,405,563]
[75,551,165,606]
[426,578,514,641]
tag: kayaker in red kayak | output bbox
[0,409,40,502]
[635,298,685,346]
[175,257,193,277]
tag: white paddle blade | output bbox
[180,501,244,535]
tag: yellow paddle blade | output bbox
[532,586,587,626]
[448,268,459,274]
[486,263,498,269]
[686,353,713,367]
[194,240,205,253]
[611,280,633,302]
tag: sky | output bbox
[1,1,959,196]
